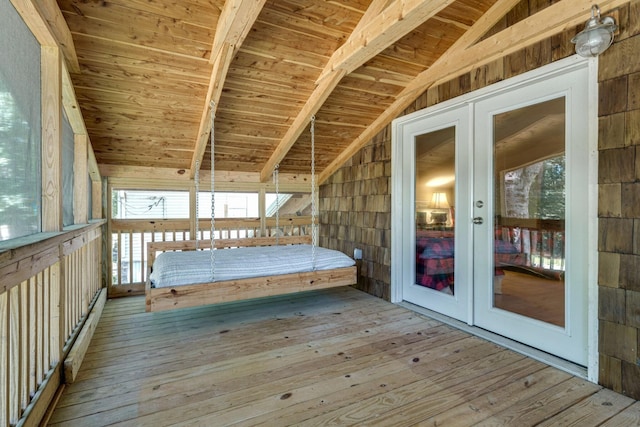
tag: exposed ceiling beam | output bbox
[189,42,234,179]
[398,0,522,99]
[260,0,451,182]
[317,0,521,183]
[259,0,393,182]
[404,0,626,97]
[101,165,312,188]
[10,1,80,72]
[189,0,267,179]
[318,0,395,82]
[318,0,626,183]
[210,0,267,64]
[35,1,81,73]
[316,0,454,83]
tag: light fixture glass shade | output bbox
[571,5,617,57]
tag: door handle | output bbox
[473,217,484,224]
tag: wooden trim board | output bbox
[63,288,107,384]
[147,266,357,312]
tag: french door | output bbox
[396,104,472,322]
[392,57,596,366]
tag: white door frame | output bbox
[473,67,590,366]
[391,55,599,381]
[394,103,473,323]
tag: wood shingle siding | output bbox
[597,0,640,398]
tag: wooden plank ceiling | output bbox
[52,0,619,183]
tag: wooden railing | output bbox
[0,221,104,426]
[497,218,565,272]
[110,217,312,288]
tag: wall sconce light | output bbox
[571,4,617,57]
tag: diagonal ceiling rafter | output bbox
[260,0,454,182]
[189,0,268,179]
[317,0,627,183]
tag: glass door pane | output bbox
[415,127,456,295]
[395,102,470,322]
[472,61,592,366]
[492,98,566,327]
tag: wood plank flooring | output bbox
[48,287,640,426]
[494,270,565,327]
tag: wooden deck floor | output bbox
[49,287,640,426]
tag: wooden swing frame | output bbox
[145,236,357,312]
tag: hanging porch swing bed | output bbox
[144,112,357,312]
[145,236,357,312]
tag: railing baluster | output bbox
[128,231,134,285]
[71,253,76,336]
[66,257,71,340]
[83,247,89,317]
[28,277,36,403]
[140,232,145,283]
[1,290,8,423]
[116,232,122,287]
[9,285,20,424]
[37,271,44,386]
[20,280,30,417]
[70,253,75,330]
[50,262,61,366]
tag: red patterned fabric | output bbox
[415,231,525,291]
[416,235,455,291]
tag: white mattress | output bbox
[149,244,355,288]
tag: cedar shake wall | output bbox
[596,0,640,399]
[320,0,640,401]
[319,131,392,300]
